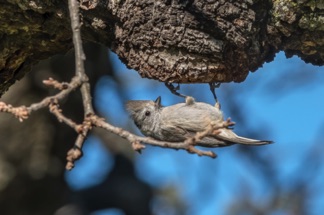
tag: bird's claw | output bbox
[215,101,221,110]
[165,82,187,98]
[224,118,235,127]
[209,82,221,102]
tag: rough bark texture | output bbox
[0,0,323,94]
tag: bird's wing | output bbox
[159,124,192,142]
[162,104,220,132]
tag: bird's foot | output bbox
[209,82,221,102]
[214,101,221,110]
[223,118,235,128]
[165,82,187,98]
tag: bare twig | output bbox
[28,76,83,113]
[49,100,80,132]
[68,0,94,116]
[43,78,69,90]
[1,90,229,169]
[91,115,219,158]
[66,145,83,170]
[64,0,95,169]
[66,116,92,170]
[0,102,28,122]
[187,146,217,158]
[132,140,146,153]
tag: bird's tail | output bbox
[214,129,273,145]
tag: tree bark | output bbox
[0,0,323,94]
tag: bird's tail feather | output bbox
[213,129,273,145]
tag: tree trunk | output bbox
[0,0,323,94]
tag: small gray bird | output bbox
[126,96,272,147]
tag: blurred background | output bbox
[0,43,323,215]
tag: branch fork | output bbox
[0,0,234,170]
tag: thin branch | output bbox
[28,76,82,113]
[62,0,95,169]
[91,115,218,158]
[43,78,69,90]
[66,145,83,170]
[0,85,227,169]
[80,82,94,116]
[0,102,28,122]
[0,77,81,122]
[49,100,80,132]
[187,145,216,157]
[68,0,94,116]
[0,0,234,170]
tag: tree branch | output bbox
[68,0,94,116]
[1,1,323,94]
[0,0,276,170]
[0,82,224,169]
[1,0,226,169]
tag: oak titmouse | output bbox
[126,96,272,147]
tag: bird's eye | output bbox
[145,111,151,116]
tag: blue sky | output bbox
[65,51,324,215]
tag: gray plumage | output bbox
[126,96,272,147]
